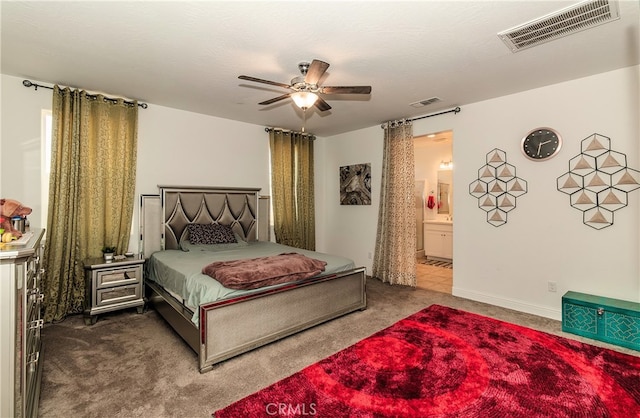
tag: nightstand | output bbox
[83,255,145,325]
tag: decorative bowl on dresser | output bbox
[83,255,145,325]
[0,229,45,418]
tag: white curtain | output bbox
[372,120,417,286]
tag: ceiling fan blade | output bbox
[320,86,372,94]
[314,96,332,112]
[238,75,291,89]
[259,93,291,105]
[304,59,330,85]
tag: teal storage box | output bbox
[562,291,640,351]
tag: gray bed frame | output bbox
[140,185,367,373]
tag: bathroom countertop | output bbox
[424,220,453,225]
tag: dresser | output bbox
[0,229,45,418]
[83,255,145,325]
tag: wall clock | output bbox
[521,128,562,161]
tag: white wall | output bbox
[136,105,269,195]
[1,75,52,225]
[315,125,382,275]
[322,65,640,319]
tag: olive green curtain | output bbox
[372,120,417,286]
[269,130,315,250]
[42,86,138,323]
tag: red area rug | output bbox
[213,305,640,417]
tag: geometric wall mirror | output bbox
[469,148,528,227]
[557,133,640,229]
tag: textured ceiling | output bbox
[2,1,638,137]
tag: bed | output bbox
[140,185,367,373]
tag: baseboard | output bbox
[453,287,561,321]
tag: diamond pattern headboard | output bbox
[159,186,261,250]
[139,186,270,257]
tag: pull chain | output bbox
[302,108,307,133]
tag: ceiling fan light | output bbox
[291,91,318,109]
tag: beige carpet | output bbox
[38,278,638,418]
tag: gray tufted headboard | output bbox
[140,185,270,258]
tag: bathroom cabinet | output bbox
[424,222,453,260]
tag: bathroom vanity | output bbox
[424,220,453,260]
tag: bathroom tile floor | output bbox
[416,256,452,294]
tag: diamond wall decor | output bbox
[557,133,640,230]
[469,148,528,227]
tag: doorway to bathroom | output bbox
[414,130,453,294]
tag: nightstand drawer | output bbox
[95,266,141,289]
[96,284,141,307]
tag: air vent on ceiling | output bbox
[497,0,620,52]
[410,97,442,108]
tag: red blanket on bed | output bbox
[202,252,327,290]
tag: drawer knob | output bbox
[597,307,605,316]
[27,351,40,363]
[29,292,44,303]
[29,319,44,330]
[27,352,40,373]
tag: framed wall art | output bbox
[469,148,528,227]
[557,133,640,229]
[340,163,371,205]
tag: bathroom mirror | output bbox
[437,170,453,215]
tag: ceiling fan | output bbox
[238,59,372,112]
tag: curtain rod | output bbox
[264,127,315,139]
[22,79,148,109]
[381,106,461,129]
[411,106,461,122]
